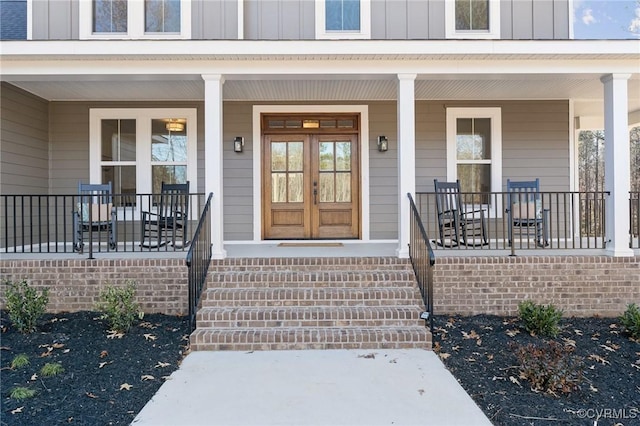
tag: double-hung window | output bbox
[80,0,191,39]
[316,0,371,39]
[89,108,197,214]
[445,0,500,39]
[446,108,502,215]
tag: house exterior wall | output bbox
[0,83,49,194]
[28,0,570,41]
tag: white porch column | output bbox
[601,73,633,257]
[203,74,227,259]
[396,73,417,258]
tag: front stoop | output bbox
[189,257,432,351]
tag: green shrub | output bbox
[95,280,143,332]
[620,303,640,340]
[40,362,64,377]
[10,354,29,370]
[511,341,584,395]
[518,300,563,338]
[3,279,49,333]
[9,387,36,401]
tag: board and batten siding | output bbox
[415,100,570,192]
[0,83,50,194]
[191,0,238,40]
[243,0,314,40]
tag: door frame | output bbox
[252,105,370,242]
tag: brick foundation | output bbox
[0,259,188,315]
[434,255,640,317]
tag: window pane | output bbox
[457,164,490,204]
[272,173,287,203]
[145,0,181,33]
[288,142,303,172]
[456,0,488,31]
[152,165,186,193]
[101,119,136,161]
[336,173,351,202]
[151,119,187,162]
[319,142,334,171]
[456,118,491,160]
[288,173,303,203]
[94,0,127,33]
[319,173,335,202]
[271,143,287,172]
[455,0,471,30]
[326,0,360,31]
[335,142,351,171]
[101,165,136,205]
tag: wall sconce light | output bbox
[377,136,388,152]
[233,136,244,153]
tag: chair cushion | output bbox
[78,203,112,223]
[511,200,541,219]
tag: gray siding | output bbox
[503,0,570,40]
[31,0,77,40]
[192,0,238,40]
[0,83,49,194]
[244,0,314,40]
[415,100,570,192]
[371,0,443,40]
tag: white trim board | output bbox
[252,105,370,243]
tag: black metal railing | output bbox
[1,192,205,255]
[415,191,613,253]
[631,192,640,249]
[408,193,435,333]
[186,193,213,333]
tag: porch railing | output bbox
[632,191,640,249]
[408,193,435,333]
[186,193,213,333]
[1,192,205,255]
[414,191,614,252]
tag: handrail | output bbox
[407,193,435,333]
[186,192,213,333]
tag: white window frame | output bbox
[445,0,500,39]
[315,0,371,39]
[79,0,191,40]
[89,108,197,218]
[446,107,502,216]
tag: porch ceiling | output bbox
[6,74,640,121]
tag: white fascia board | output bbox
[1,39,639,58]
[2,59,639,78]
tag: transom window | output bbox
[80,0,191,39]
[446,108,502,213]
[316,0,371,39]
[445,0,500,39]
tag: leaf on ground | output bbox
[100,350,108,358]
[86,392,98,399]
[591,333,601,340]
[462,330,479,340]
[509,376,521,387]
[139,322,157,329]
[446,318,456,328]
[590,384,598,392]
[439,352,451,360]
[609,324,618,329]
[563,338,576,347]
[588,354,610,365]
[30,373,38,381]
[141,375,155,381]
[464,357,476,362]
[99,361,113,369]
[107,331,125,339]
[143,334,157,341]
[119,383,133,391]
[52,343,64,349]
[506,329,520,337]
[358,353,376,359]
[476,339,482,346]
[452,345,461,351]
[40,350,52,358]
[63,349,70,354]
[631,363,640,370]
[574,329,583,336]
[155,361,171,368]
[417,389,425,395]
[487,354,494,361]
[11,407,24,414]
[433,342,442,353]
[600,344,617,352]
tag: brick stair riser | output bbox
[210,257,411,269]
[208,272,415,286]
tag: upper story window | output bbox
[80,0,190,39]
[316,0,371,39]
[445,0,500,39]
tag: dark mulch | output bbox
[1,311,189,426]
[433,315,640,426]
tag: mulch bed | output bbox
[1,311,189,426]
[433,314,640,425]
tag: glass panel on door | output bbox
[271,141,304,204]
[319,141,352,203]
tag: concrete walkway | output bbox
[133,349,492,426]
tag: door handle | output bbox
[313,181,318,205]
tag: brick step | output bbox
[196,306,425,328]
[209,272,416,287]
[189,326,432,351]
[209,257,412,272]
[200,287,422,307]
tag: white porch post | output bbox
[203,74,227,259]
[396,74,417,258]
[601,73,633,257]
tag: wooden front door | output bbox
[263,133,359,239]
